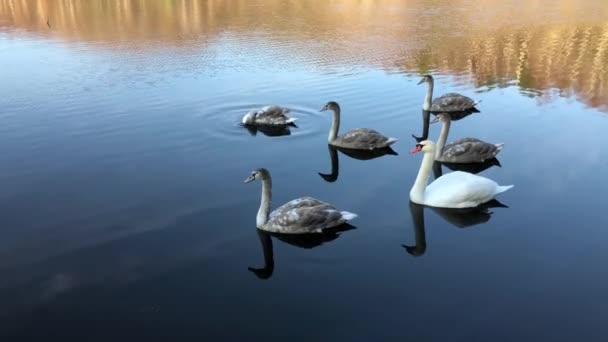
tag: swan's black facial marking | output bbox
[410,143,424,154]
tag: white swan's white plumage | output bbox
[422,171,513,208]
[410,140,513,208]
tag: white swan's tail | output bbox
[385,137,399,146]
[340,211,358,221]
[496,184,514,195]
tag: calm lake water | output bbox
[1,1,608,340]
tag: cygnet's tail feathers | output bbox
[285,117,298,124]
[494,143,505,151]
[385,138,399,146]
[340,211,358,221]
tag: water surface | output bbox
[1,1,608,341]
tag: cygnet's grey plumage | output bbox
[430,93,479,112]
[440,138,503,163]
[244,168,357,234]
[320,101,398,150]
[433,113,503,163]
[418,75,481,112]
[242,106,296,126]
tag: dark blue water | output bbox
[1,1,608,341]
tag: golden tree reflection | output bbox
[1,0,607,109]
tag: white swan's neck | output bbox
[328,108,340,143]
[423,80,434,111]
[435,119,450,159]
[410,151,435,204]
[257,177,272,227]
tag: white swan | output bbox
[409,141,513,208]
[418,75,481,112]
[320,101,398,150]
[242,106,296,126]
[244,168,357,234]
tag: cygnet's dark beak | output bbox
[417,78,426,85]
[320,105,328,112]
[430,116,440,124]
[244,175,255,183]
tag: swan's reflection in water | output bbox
[249,224,356,279]
[318,144,397,183]
[403,199,508,257]
[433,159,502,177]
[412,109,479,143]
[244,124,295,137]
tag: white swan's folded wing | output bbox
[424,171,500,208]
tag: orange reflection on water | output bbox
[1,0,607,109]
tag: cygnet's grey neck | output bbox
[328,107,341,143]
[257,176,272,227]
[423,79,434,111]
[435,118,450,159]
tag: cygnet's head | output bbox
[320,101,340,112]
[410,140,435,154]
[430,113,451,124]
[242,111,257,125]
[417,74,434,85]
[244,168,270,183]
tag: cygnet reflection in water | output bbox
[412,109,479,143]
[243,123,295,137]
[402,199,509,257]
[318,144,397,183]
[248,224,356,279]
[433,159,502,177]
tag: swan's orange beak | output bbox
[410,145,423,154]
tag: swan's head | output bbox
[417,74,434,85]
[244,168,270,183]
[242,111,256,125]
[430,113,451,124]
[320,101,340,112]
[410,140,434,154]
